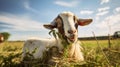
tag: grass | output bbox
[0,41,23,52]
[0,39,120,67]
[0,41,23,67]
[81,40,108,48]
[81,39,120,67]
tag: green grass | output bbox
[0,39,120,67]
[81,39,120,49]
[80,39,120,67]
[81,40,109,48]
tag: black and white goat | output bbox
[22,11,92,62]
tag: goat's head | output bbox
[44,11,92,43]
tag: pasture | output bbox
[0,39,120,67]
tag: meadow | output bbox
[0,39,120,67]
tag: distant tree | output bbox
[114,31,120,38]
[0,32,11,41]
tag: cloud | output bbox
[100,0,110,4]
[96,14,120,29]
[94,12,120,35]
[9,33,41,41]
[105,14,120,26]
[93,7,120,36]
[54,0,79,7]
[23,0,39,14]
[98,7,110,12]
[80,10,94,15]
[96,7,110,20]
[96,11,109,16]
[115,7,120,13]
[0,13,44,31]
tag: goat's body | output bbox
[22,38,63,59]
[22,38,84,61]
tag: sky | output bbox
[0,0,120,41]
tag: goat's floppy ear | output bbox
[43,19,57,30]
[43,24,56,30]
[43,16,62,29]
[77,19,93,26]
[43,16,58,30]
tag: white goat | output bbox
[22,11,92,62]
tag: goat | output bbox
[0,34,4,43]
[22,11,92,62]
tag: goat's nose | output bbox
[68,30,76,34]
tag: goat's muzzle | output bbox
[67,34,76,42]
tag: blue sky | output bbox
[0,0,120,41]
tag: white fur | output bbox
[59,11,78,42]
[23,38,84,61]
[23,38,63,59]
[69,41,84,61]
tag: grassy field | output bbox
[0,39,120,67]
[81,39,120,66]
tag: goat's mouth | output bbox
[67,36,76,42]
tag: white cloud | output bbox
[95,13,120,35]
[0,13,44,31]
[9,34,42,41]
[98,7,110,12]
[54,0,79,7]
[23,0,39,14]
[106,14,120,26]
[96,11,109,16]
[96,7,110,20]
[93,7,120,36]
[100,0,110,4]
[96,14,120,29]
[115,7,120,12]
[80,10,94,15]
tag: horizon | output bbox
[0,0,120,41]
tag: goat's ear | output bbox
[43,24,56,30]
[43,16,62,29]
[77,19,93,26]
